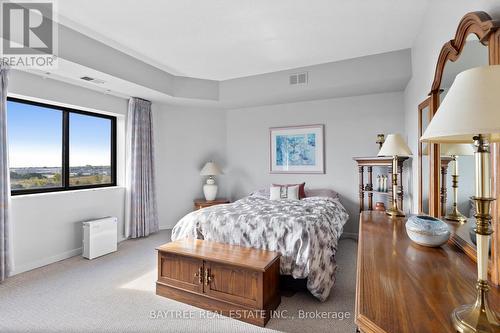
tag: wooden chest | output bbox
[156,239,281,327]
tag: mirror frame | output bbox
[418,98,430,214]
[420,11,500,285]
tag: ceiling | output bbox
[56,0,429,80]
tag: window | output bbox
[7,97,116,195]
[69,113,113,187]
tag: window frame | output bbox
[8,97,117,196]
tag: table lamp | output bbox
[200,161,222,201]
[441,144,474,223]
[421,65,500,332]
[377,133,412,218]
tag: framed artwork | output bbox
[270,124,325,174]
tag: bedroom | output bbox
[1,1,500,332]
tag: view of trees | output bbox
[70,174,110,186]
[10,167,111,190]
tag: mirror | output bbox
[420,10,500,286]
[438,35,489,253]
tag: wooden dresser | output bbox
[355,211,500,333]
[156,239,281,326]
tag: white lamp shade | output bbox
[200,161,222,176]
[378,133,412,157]
[421,65,500,143]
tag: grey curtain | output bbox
[0,64,13,281]
[125,98,159,238]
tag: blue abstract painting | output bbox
[276,133,316,166]
[270,125,324,173]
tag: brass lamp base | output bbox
[445,207,467,223]
[386,207,405,218]
[451,281,500,333]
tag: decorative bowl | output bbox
[405,215,450,247]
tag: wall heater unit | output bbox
[83,217,118,259]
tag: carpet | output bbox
[0,230,358,333]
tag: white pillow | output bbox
[269,186,281,200]
[287,185,299,200]
[270,185,299,200]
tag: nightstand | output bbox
[193,198,230,211]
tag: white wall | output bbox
[153,104,227,229]
[225,92,405,235]
[404,1,500,213]
[11,188,125,274]
[8,70,128,275]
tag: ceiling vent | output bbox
[289,72,308,85]
[80,76,105,84]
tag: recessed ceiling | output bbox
[56,0,429,81]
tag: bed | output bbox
[171,189,349,301]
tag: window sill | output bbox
[11,186,125,199]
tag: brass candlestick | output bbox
[451,135,499,333]
[377,133,411,217]
[386,156,405,218]
[445,155,467,223]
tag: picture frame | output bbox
[269,124,325,174]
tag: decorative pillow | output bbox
[269,187,281,200]
[270,185,299,200]
[272,182,306,199]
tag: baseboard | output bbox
[118,234,128,243]
[12,247,83,276]
[12,232,128,276]
[159,226,174,231]
[341,232,358,241]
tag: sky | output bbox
[7,100,111,168]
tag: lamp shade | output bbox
[200,161,222,176]
[421,65,500,143]
[378,133,412,157]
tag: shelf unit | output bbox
[353,156,409,212]
[363,190,392,196]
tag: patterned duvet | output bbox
[171,196,349,301]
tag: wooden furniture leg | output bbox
[359,166,364,212]
[397,163,404,211]
[441,165,447,217]
[367,166,373,210]
[388,165,393,210]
